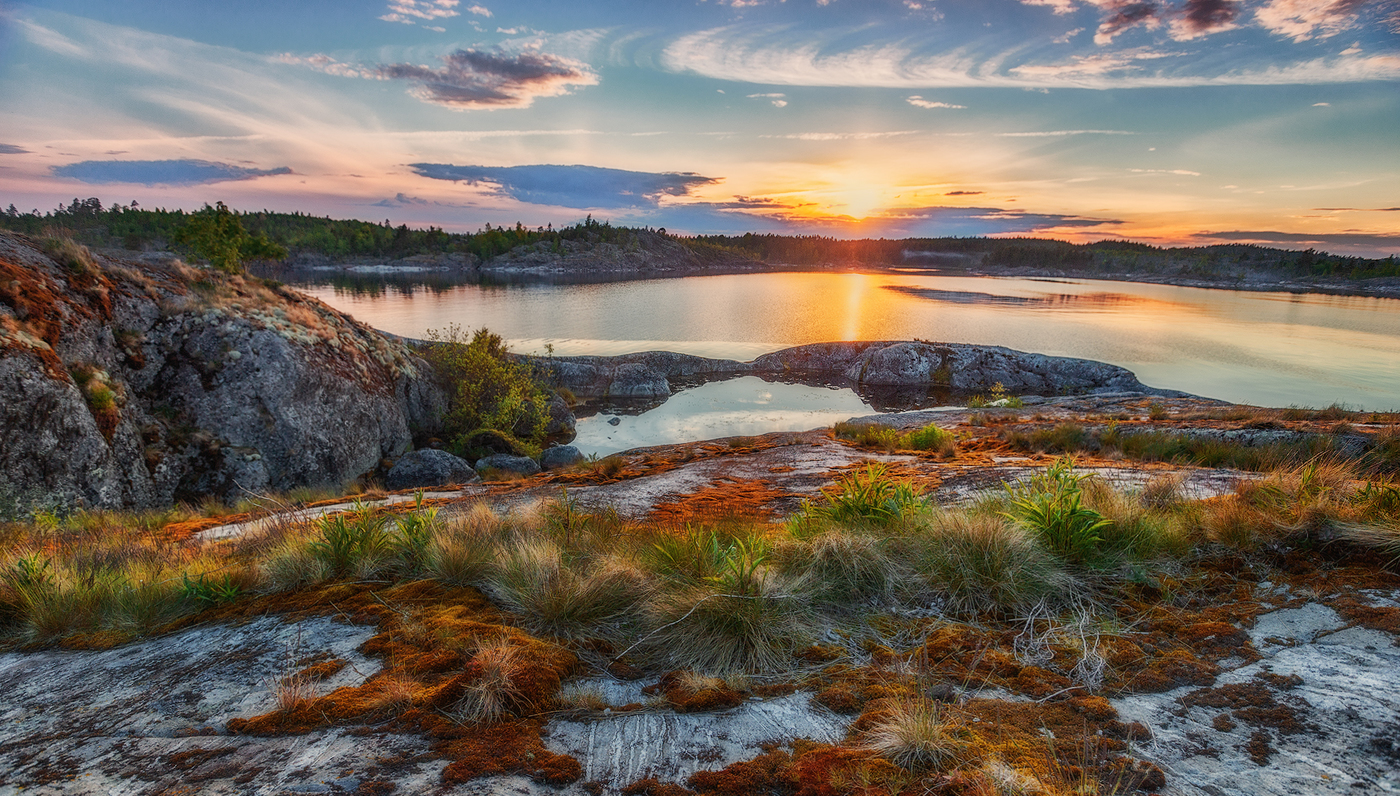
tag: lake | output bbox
[293,270,1400,410]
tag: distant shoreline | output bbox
[268,254,1400,301]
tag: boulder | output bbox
[386,449,478,490]
[474,453,541,477]
[540,445,585,471]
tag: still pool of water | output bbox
[296,271,1400,411]
[569,376,886,458]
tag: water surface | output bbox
[290,270,1400,410]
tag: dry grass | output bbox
[454,642,525,723]
[863,698,970,771]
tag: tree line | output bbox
[3,198,1393,280]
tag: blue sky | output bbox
[1,0,1397,254]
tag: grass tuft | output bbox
[863,699,970,771]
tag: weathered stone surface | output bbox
[1112,599,1400,795]
[530,340,1168,403]
[0,231,445,510]
[475,453,542,476]
[540,444,585,470]
[385,448,478,489]
[753,340,1152,393]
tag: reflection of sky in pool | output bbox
[572,376,878,459]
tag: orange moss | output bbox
[648,476,800,523]
[220,579,580,786]
[651,671,744,713]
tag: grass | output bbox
[790,464,927,531]
[863,699,969,771]
[834,422,956,456]
[1005,420,1400,477]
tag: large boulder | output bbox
[386,449,478,490]
[753,340,1147,394]
[540,445,585,471]
[0,231,445,510]
[475,453,541,477]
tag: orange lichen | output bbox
[648,477,799,523]
[221,579,580,787]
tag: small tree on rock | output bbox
[173,202,286,273]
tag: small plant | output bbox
[794,464,926,530]
[1002,460,1112,566]
[455,642,524,723]
[179,571,242,607]
[863,699,969,771]
[1148,402,1168,421]
[911,512,1069,616]
[306,505,389,577]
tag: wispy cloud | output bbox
[757,131,919,140]
[409,163,719,208]
[281,48,597,109]
[1193,229,1400,253]
[1255,0,1370,41]
[907,95,965,108]
[1129,167,1202,175]
[660,25,1400,88]
[380,0,461,26]
[999,129,1137,136]
[51,159,293,186]
[0,145,30,155]
[1021,0,1079,15]
[747,92,788,107]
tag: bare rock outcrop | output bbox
[0,232,444,510]
[530,340,1164,401]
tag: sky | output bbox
[0,0,1397,255]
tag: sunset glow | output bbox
[1,1,1396,255]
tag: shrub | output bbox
[903,424,956,455]
[421,326,552,458]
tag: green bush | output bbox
[791,464,927,531]
[422,326,552,458]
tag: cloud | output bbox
[1193,229,1400,256]
[467,4,493,16]
[0,145,30,155]
[998,129,1137,136]
[409,163,719,208]
[1170,0,1242,39]
[1021,0,1079,14]
[759,131,918,140]
[907,95,966,108]
[51,159,293,186]
[380,0,460,26]
[1129,167,1202,175]
[661,25,1400,88]
[286,48,597,109]
[1092,2,1163,45]
[1255,0,1369,41]
[945,190,984,195]
[747,92,788,107]
[1313,101,1331,105]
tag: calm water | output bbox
[296,271,1400,411]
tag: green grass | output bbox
[834,422,956,456]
